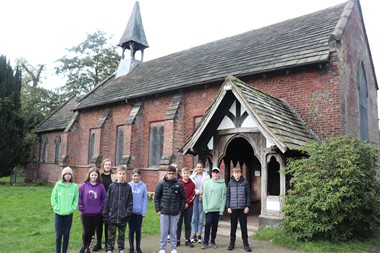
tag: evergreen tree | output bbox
[0,55,24,177]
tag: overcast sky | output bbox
[0,0,378,92]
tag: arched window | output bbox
[359,63,368,140]
[267,156,280,196]
[116,128,124,165]
[88,133,95,163]
[54,136,61,163]
[149,125,164,167]
[42,137,48,163]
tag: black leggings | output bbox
[128,213,143,249]
[80,214,101,250]
[95,215,109,246]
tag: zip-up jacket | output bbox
[154,176,186,215]
[103,181,133,224]
[78,182,106,216]
[226,176,251,210]
[51,180,78,216]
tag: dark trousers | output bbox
[107,222,127,251]
[54,213,73,253]
[128,214,143,250]
[177,206,193,241]
[204,212,220,244]
[95,215,109,246]
[229,209,248,244]
[80,214,101,251]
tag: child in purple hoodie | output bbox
[78,168,106,253]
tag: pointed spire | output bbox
[118,1,149,61]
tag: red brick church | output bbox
[27,0,378,225]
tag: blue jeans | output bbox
[55,213,73,253]
[204,212,220,244]
[191,195,203,234]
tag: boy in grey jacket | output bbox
[226,167,252,252]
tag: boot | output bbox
[92,243,101,251]
[228,237,235,250]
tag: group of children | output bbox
[51,161,147,253]
[155,163,252,253]
[50,160,252,253]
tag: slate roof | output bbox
[180,76,316,154]
[76,1,349,110]
[38,96,77,133]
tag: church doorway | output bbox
[221,137,261,215]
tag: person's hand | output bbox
[227,208,232,214]
[157,211,161,216]
[185,203,188,209]
[244,207,249,214]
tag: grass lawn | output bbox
[1,184,379,253]
[0,185,160,253]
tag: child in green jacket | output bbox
[51,166,79,253]
[201,167,226,249]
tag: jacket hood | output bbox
[212,178,225,184]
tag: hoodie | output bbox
[203,178,227,215]
[129,180,148,216]
[78,181,106,216]
[51,180,78,216]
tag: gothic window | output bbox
[42,137,48,163]
[359,63,368,140]
[149,125,164,167]
[116,128,124,165]
[54,136,61,163]
[88,132,95,163]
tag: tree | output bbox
[282,136,380,242]
[55,30,120,97]
[0,55,25,177]
[16,58,46,88]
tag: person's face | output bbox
[103,161,112,172]
[90,171,98,182]
[132,173,140,183]
[196,163,203,174]
[233,170,242,181]
[182,171,190,180]
[117,171,126,182]
[212,170,220,180]
[166,172,176,181]
[173,164,179,173]
[63,173,72,182]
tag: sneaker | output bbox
[170,250,178,253]
[197,235,202,243]
[185,240,194,248]
[167,235,170,243]
[128,249,134,253]
[210,242,217,248]
[119,250,125,253]
[107,251,113,253]
[201,243,209,249]
[158,250,165,253]
[79,247,85,253]
[244,245,252,252]
[136,248,142,253]
[190,234,197,243]
[177,240,181,246]
[227,243,235,250]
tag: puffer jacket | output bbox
[226,176,251,210]
[103,182,133,224]
[154,176,186,215]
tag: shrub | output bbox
[282,136,380,242]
